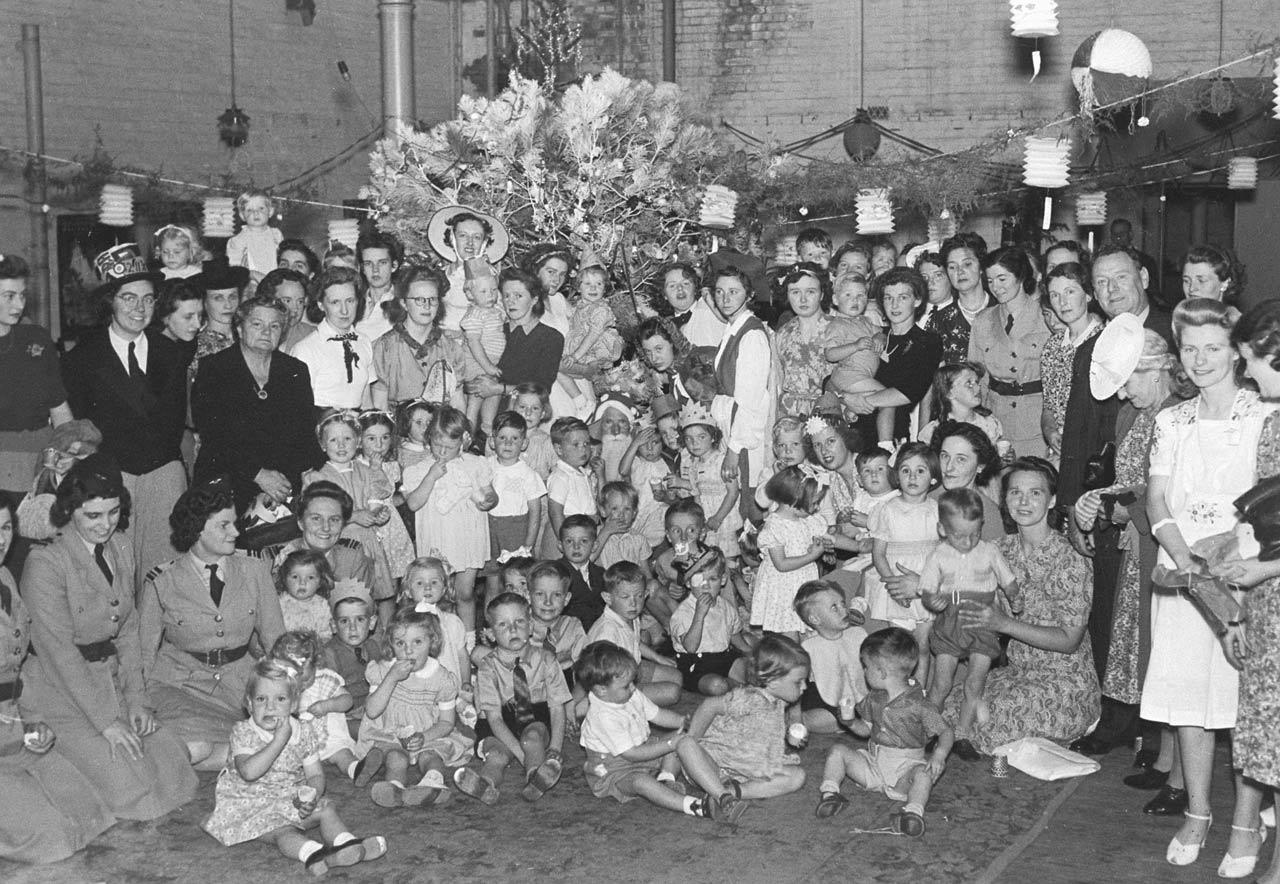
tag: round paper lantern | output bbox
[855,189,894,235]
[1071,29,1152,117]
[1076,191,1107,226]
[1228,157,1258,191]
[1023,137,1070,189]
[1009,0,1059,37]
[927,210,957,243]
[328,218,360,251]
[842,110,881,162]
[202,196,237,239]
[99,184,134,228]
[698,184,739,230]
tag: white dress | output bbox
[403,452,494,570]
[1141,390,1274,729]
[864,497,940,626]
[630,457,672,547]
[750,512,828,633]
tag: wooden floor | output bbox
[999,736,1271,883]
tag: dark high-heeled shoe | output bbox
[1123,766,1170,790]
[1144,785,1189,816]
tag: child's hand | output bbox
[427,459,449,481]
[693,592,715,616]
[306,700,326,717]
[927,755,946,781]
[350,508,379,528]
[272,715,293,743]
[707,515,722,531]
[388,658,416,682]
[807,538,828,556]
[922,592,949,614]
[404,733,425,753]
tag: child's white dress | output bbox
[299,667,358,760]
[630,457,672,547]
[225,226,283,277]
[356,658,472,765]
[865,497,940,625]
[680,446,742,558]
[402,452,494,569]
[279,594,334,637]
[750,512,828,633]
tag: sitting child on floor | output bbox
[527,561,587,690]
[321,585,387,739]
[815,627,952,837]
[270,631,360,782]
[583,562,683,708]
[400,555,470,690]
[794,580,868,735]
[277,549,335,637]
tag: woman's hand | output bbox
[254,468,292,503]
[102,718,144,761]
[957,598,1011,633]
[883,564,921,603]
[1211,556,1277,588]
[720,449,739,484]
[129,706,159,737]
[466,376,504,399]
[22,722,55,754]
[1220,623,1250,670]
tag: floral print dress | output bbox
[955,531,1100,753]
[776,314,833,417]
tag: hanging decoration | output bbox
[855,189,895,235]
[1228,157,1258,190]
[927,210,957,243]
[202,196,237,238]
[1075,191,1108,226]
[217,0,250,148]
[1273,56,1280,120]
[1009,0,1059,81]
[772,235,798,267]
[1071,29,1153,120]
[698,185,740,229]
[328,218,361,250]
[1022,137,1071,188]
[842,110,881,162]
[98,184,134,228]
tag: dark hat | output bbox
[195,257,250,292]
[63,452,125,499]
[92,243,163,298]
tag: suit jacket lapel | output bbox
[91,329,148,416]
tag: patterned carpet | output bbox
[0,730,1073,884]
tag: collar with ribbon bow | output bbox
[328,332,360,382]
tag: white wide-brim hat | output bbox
[426,204,510,262]
[1090,312,1144,399]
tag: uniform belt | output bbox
[0,679,21,702]
[988,377,1043,396]
[184,643,251,667]
[28,639,117,663]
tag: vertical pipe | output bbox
[485,0,496,98]
[378,0,416,132]
[448,0,461,111]
[616,0,626,74]
[661,0,675,82]
[21,24,50,329]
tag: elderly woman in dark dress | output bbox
[19,453,196,820]
[138,478,284,770]
[192,294,320,511]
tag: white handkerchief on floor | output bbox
[992,737,1101,781]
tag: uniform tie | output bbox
[207,563,224,607]
[93,544,114,586]
[127,341,146,387]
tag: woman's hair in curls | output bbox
[152,278,205,325]
[385,262,448,331]
[929,420,1000,486]
[781,261,834,310]
[499,266,548,318]
[428,405,471,442]
[308,265,364,324]
[982,246,1038,295]
[1232,299,1280,370]
[168,483,236,552]
[50,474,131,531]
[803,413,864,466]
[1001,455,1059,500]
[295,480,354,523]
[243,658,300,709]
[0,254,29,281]
[940,231,988,266]
[748,634,810,687]
[634,315,693,370]
[711,264,754,298]
[763,464,827,513]
[256,267,309,301]
[1172,297,1239,348]
[275,548,335,598]
[233,294,288,331]
[1181,244,1245,305]
[1043,261,1094,307]
[387,607,444,657]
[871,267,928,319]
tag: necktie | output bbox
[511,658,536,728]
[354,645,366,666]
[1004,312,1015,335]
[127,341,145,386]
[0,580,10,617]
[328,333,359,382]
[207,563,224,607]
[94,544,113,586]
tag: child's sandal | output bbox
[356,835,388,863]
[815,792,850,819]
[402,778,453,808]
[370,781,405,808]
[353,748,385,786]
[453,767,500,805]
[890,810,926,837]
[521,757,564,802]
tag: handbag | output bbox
[992,737,1100,781]
[1150,531,1244,636]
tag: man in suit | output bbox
[62,244,188,589]
[1061,244,1174,758]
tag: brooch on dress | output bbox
[26,343,43,358]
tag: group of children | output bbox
[202,373,1036,873]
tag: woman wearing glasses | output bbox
[372,264,463,412]
[191,294,320,511]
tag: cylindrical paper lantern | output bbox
[1228,157,1258,190]
[1023,137,1071,189]
[99,184,134,228]
[855,189,894,235]
[773,235,798,267]
[1010,0,1059,38]
[1076,191,1107,226]
[328,219,360,251]
[1273,56,1280,121]
[698,184,739,230]
[202,196,237,239]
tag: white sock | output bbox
[681,796,700,815]
[903,802,924,817]
[656,771,676,783]
[333,832,356,847]
[819,780,842,795]
[346,760,358,779]
[297,840,323,862]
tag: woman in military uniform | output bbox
[18,454,196,819]
[139,477,284,769]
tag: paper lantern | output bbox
[842,110,881,162]
[698,184,739,230]
[1076,192,1107,226]
[1071,29,1152,118]
[1273,56,1280,121]
[855,189,894,235]
[772,235,798,267]
[328,219,360,251]
[202,196,237,239]
[927,210,957,243]
[1023,137,1070,189]
[1009,0,1059,37]
[98,184,134,228]
[1228,157,1258,190]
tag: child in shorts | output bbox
[667,548,751,696]
[584,562,683,707]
